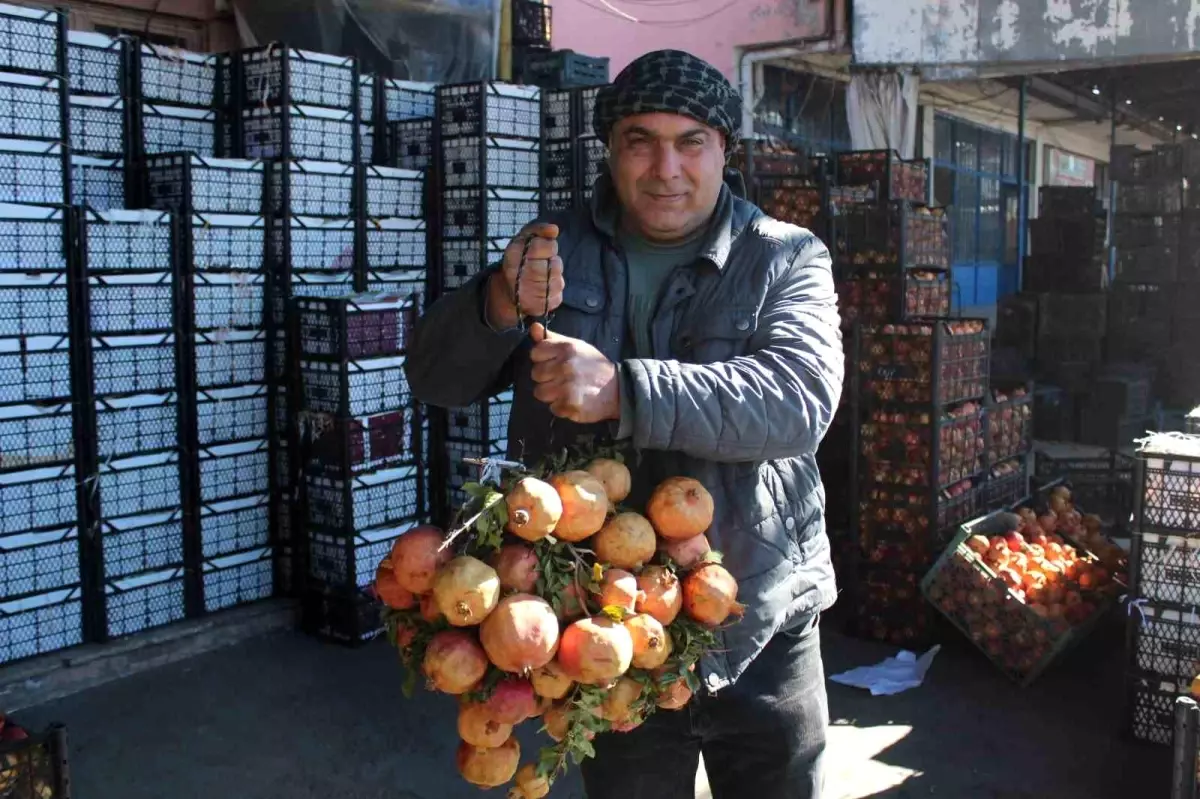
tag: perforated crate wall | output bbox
[137,44,217,106]
[387,118,433,171]
[84,208,172,271]
[196,384,268,446]
[364,269,425,306]
[0,402,74,470]
[100,509,184,578]
[300,355,409,417]
[199,439,270,502]
[145,154,264,215]
[190,215,266,271]
[447,390,512,442]
[364,165,423,218]
[69,95,125,158]
[308,524,408,590]
[540,139,574,191]
[1128,677,1181,744]
[140,103,218,156]
[90,333,177,395]
[202,547,273,612]
[194,329,266,389]
[441,237,505,292]
[0,203,68,271]
[192,271,264,330]
[305,464,421,533]
[541,89,574,142]
[241,46,356,110]
[365,217,425,271]
[579,135,606,189]
[0,524,78,599]
[0,336,71,404]
[0,3,65,76]
[301,589,382,645]
[441,188,539,241]
[296,293,412,360]
[359,121,373,165]
[0,587,82,665]
[1140,454,1200,533]
[437,81,540,139]
[71,155,125,210]
[200,494,270,558]
[270,215,357,271]
[0,272,69,337]
[67,30,125,96]
[0,139,64,204]
[443,136,540,190]
[86,273,174,333]
[445,438,506,508]
[104,566,185,637]
[541,189,575,214]
[0,72,63,141]
[359,73,374,123]
[242,104,355,162]
[1130,603,1200,686]
[267,159,354,216]
[94,392,178,459]
[579,85,602,139]
[269,271,356,328]
[382,78,435,121]
[304,409,416,477]
[97,450,182,518]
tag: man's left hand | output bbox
[528,323,620,424]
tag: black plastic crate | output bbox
[301,588,383,646]
[1117,180,1184,216]
[0,335,71,404]
[1115,244,1177,284]
[446,390,513,442]
[268,270,356,329]
[266,158,355,217]
[364,216,426,272]
[1129,602,1200,688]
[196,383,269,446]
[85,272,174,334]
[987,382,1034,464]
[0,71,64,141]
[363,165,424,219]
[437,81,540,140]
[857,402,988,491]
[513,0,552,46]
[0,588,82,665]
[0,2,66,77]
[386,118,434,171]
[192,271,265,330]
[380,77,435,123]
[362,269,426,306]
[445,437,507,511]
[145,152,265,216]
[834,204,951,270]
[135,43,219,107]
[1037,185,1099,217]
[1132,531,1200,608]
[103,564,186,638]
[82,207,173,272]
[540,139,574,191]
[0,272,69,338]
[199,493,271,558]
[855,320,991,406]
[518,49,609,89]
[836,269,950,329]
[540,88,574,143]
[296,293,416,359]
[0,400,73,471]
[1137,445,1200,535]
[303,408,418,477]
[139,102,219,157]
[836,150,930,205]
[579,85,602,138]
[541,188,575,214]
[0,138,65,204]
[985,457,1030,511]
[854,479,984,567]
[68,29,128,97]
[189,213,266,272]
[242,103,356,162]
[71,155,126,210]
[199,438,270,503]
[441,186,539,242]
[442,134,540,190]
[308,523,407,591]
[93,391,178,459]
[97,449,182,518]
[1032,449,1136,529]
[0,463,75,536]
[1128,676,1185,745]
[99,507,184,579]
[299,354,409,418]
[1113,213,1179,249]
[194,328,266,389]
[441,236,506,292]
[0,202,68,272]
[240,45,358,110]
[89,332,176,395]
[305,462,421,534]
[269,214,357,274]
[578,135,605,190]
[201,545,274,612]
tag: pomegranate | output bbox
[659,533,712,570]
[624,613,671,669]
[531,659,574,699]
[389,525,451,594]
[557,615,634,684]
[592,512,657,570]
[374,559,417,609]
[506,477,563,542]
[480,593,560,673]
[548,471,609,542]
[456,736,520,789]
[491,543,540,593]
[420,593,444,623]
[542,702,571,742]
[458,701,513,748]
[636,566,682,625]
[611,718,644,733]
[555,580,587,621]
[682,563,744,627]
[423,630,488,694]
[656,676,692,710]
[599,675,643,723]
[647,477,713,540]
[585,457,631,504]
[393,616,418,652]
[484,678,538,725]
[965,535,990,556]
[433,556,501,626]
[511,763,551,799]
[598,568,641,614]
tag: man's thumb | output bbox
[529,322,548,343]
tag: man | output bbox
[405,49,843,799]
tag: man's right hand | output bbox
[485,222,565,331]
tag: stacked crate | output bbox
[130,41,226,179]
[379,77,436,170]
[143,153,274,609]
[296,293,424,644]
[436,81,539,516]
[64,29,128,208]
[1125,434,1200,748]
[538,85,606,213]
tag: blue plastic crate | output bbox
[189,213,266,271]
[443,135,540,190]
[97,449,182,518]
[0,71,62,141]
[104,565,185,638]
[87,272,174,333]
[202,546,273,612]
[136,42,218,106]
[305,463,421,533]
[196,383,268,446]
[71,155,125,210]
[145,153,264,215]
[94,391,178,459]
[0,3,65,76]
[364,165,423,219]
[364,217,426,272]
[83,208,173,272]
[90,332,177,395]
[0,139,64,204]
[267,159,355,216]
[242,103,355,162]
[67,29,126,96]
[192,271,264,330]
[141,102,218,157]
[199,438,270,502]
[0,524,79,602]
[0,401,73,470]
[0,586,82,665]
[69,94,126,158]
[0,272,69,337]
[0,335,71,404]
[0,203,68,272]
[200,493,270,558]
[100,508,184,579]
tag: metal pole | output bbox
[1016,77,1028,292]
[1109,82,1119,286]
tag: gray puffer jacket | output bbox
[405,170,844,693]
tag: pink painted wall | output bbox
[551,0,840,80]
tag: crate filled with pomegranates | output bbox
[843,562,941,648]
[755,176,824,230]
[834,203,951,270]
[921,502,1126,685]
[987,383,1034,463]
[985,457,1030,510]
[835,150,930,205]
[856,320,990,405]
[857,477,985,564]
[858,400,988,490]
[836,268,950,329]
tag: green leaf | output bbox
[401,668,416,698]
[699,550,725,565]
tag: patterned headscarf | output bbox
[593,49,742,154]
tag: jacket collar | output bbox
[588,166,748,272]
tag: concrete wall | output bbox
[44,0,236,51]
[551,0,841,80]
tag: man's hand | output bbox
[528,323,620,424]
[486,222,565,330]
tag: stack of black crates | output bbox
[508,0,610,91]
[64,28,129,208]
[1124,434,1200,751]
[539,84,606,213]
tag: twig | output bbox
[438,497,502,553]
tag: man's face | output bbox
[608,112,726,243]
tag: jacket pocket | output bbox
[677,305,759,363]
[549,281,606,341]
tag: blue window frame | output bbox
[754,66,853,155]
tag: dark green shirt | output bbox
[617,225,706,358]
